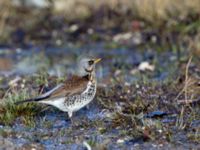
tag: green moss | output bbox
[0,89,39,126]
[40,118,53,129]
[187,132,200,143]
[34,72,49,86]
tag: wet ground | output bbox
[0,42,183,80]
[0,41,199,150]
[0,2,200,148]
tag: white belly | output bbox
[39,98,68,112]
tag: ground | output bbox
[0,1,200,149]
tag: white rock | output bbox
[138,61,155,71]
[117,139,124,144]
[69,24,79,33]
[113,32,132,42]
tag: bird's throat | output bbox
[83,72,95,83]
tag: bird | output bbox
[15,57,101,118]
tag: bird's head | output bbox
[78,57,101,76]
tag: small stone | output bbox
[117,139,124,144]
[136,84,140,88]
[114,70,121,76]
[87,28,94,34]
[56,39,62,46]
[130,69,138,75]
[69,24,79,33]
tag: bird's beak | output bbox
[94,58,101,64]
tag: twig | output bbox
[2,86,12,100]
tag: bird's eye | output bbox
[88,60,94,65]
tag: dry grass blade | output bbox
[176,106,186,130]
[184,56,192,102]
[175,56,193,103]
[177,98,200,105]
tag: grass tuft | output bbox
[0,88,40,126]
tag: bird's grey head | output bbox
[77,57,101,76]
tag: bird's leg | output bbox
[68,111,75,126]
[68,111,72,118]
[70,118,75,127]
[86,104,90,109]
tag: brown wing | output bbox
[14,75,90,104]
[46,75,89,99]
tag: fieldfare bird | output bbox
[15,57,101,118]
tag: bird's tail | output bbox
[15,96,48,105]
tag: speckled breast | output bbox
[65,81,96,112]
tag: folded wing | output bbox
[39,75,89,100]
[15,75,89,105]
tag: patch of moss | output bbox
[0,89,40,126]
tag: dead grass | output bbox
[96,69,200,142]
[0,0,199,48]
[53,0,200,23]
[0,0,12,39]
[131,0,200,24]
